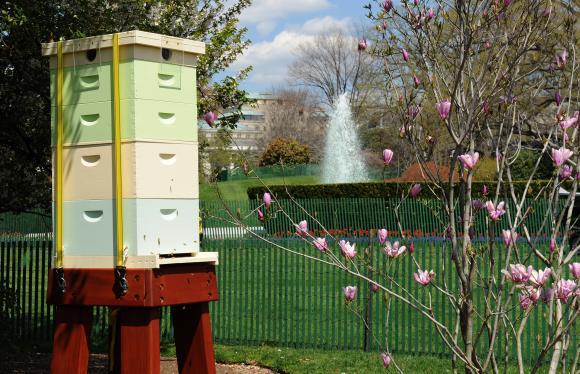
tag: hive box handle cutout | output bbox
[83,210,104,223]
[160,209,178,221]
[158,153,177,165]
[80,114,100,127]
[80,155,101,167]
[158,112,176,125]
[78,74,100,90]
[158,73,176,88]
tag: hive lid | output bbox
[41,30,205,57]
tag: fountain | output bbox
[321,93,369,183]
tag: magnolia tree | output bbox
[206,1,579,373]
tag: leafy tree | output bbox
[510,149,554,180]
[259,88,326,160]
[198,128,236,182]
[0,0,252,213]
[259,138,311,167]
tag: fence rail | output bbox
[223,164,399,182]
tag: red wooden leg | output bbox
[50,305,92,374]
[172,303,216,374]
[117,307,161,374]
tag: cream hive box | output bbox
[43,31,217,269]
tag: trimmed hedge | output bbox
[247,180,572,200]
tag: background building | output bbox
[198,93,275,151]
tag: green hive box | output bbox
[44,30,203,145]
[43,31,218,269]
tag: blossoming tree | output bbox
[207,0,579,373]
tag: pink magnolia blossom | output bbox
[554,92,562,106]
[436,100,451,120]
[502,264,533,283]
[501,230,517,247]
[358,38,368,51]
[339,240,357,259]
[570,263,580,279]
[427,8,434,19]
[408,105,421,119]
[555,279,576,303]
[414,269,435,286]
[551,147,573,167]
[530,268,552,288]
[550,238,556,253]
[382,0,393,12]
[263,192,271,208]
[555,50,568,68]
[343,286,357,302]
[381,353,391,368]
[295,220,308,236]
[413,75,420,88]
[377,229,388,245]
[458,152,480,170]
[541,288,554,303]
[399,126,406,138]
[371,283,380,293]
[313,238,328,252]
[519,287,540,310]
[382,20,388,30]
[483,100,491,115]
[257,209,264,221]
[519,293,534,310]
[561,50,568,64]
[203,111,218,127]
[402,48,410,62]
[384,241,407,258]
[486,201,506,221]
[559,111,579,130]
[383,149,394,165]
[559,165,573,180]
[504,0,512,6]
[410,184,422,198]
[472,199,484,210]
[482,184,489,196]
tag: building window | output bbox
[242,114,265,121]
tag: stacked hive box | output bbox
[43,31,216,268]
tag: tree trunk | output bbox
[548,302,563,373]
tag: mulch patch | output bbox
[0,352,275,373]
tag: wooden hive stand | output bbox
[47,263,218,374]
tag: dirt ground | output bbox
[1,352,276,374]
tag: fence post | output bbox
[363,230,374,352]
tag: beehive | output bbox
[43,31,217,268]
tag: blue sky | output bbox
[226,0,370,94]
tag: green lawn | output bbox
[200,176,321,201]
[159,344,542,373]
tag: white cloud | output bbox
[231,16,353,90]
[232,31,315,87]
[297,15,353,34]
[240,0,332,24]
[256,20,277,36]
